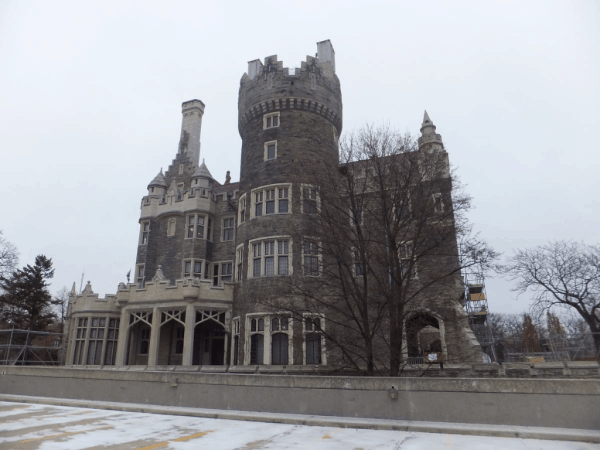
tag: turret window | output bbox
[250,238,291,278]
[263,112,280,129]
[302,185,320,214]
[140,222,150,245]
[251,184,291,218]
[238,195,247,224]
[183,259,203,278]
[264,140,277,160]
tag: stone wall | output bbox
[0,367,598,430]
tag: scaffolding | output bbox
[461,256,497,362]
[502,332,600,363]
[0,329,63,366]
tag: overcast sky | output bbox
[1,0,598,315]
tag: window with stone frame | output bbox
[432,192,444,213]
[302,240,320,277]
[250,238,291,278]
[263,112,280,129]
[72,317,88,365]
[303,314,325,365]
[249,317,265,365]
[186,214,206,239]
[136,264,145,288]
[232,317,241,365]
[302,185,319,214]
[398,241,418,279]
[393,192,411,220]
[236,245,244,282]
[140,221,150,245]
[353,248,366,277]
[167,218,176,237]
[222,217,234,241]
[86,317,106,365]
[183,259,203,278]
[104,318,120,365]
[271,315,291,365]
[264,140,277,160]
[238,194,247,224]
[251,185,291,218]
[351,197,364,226]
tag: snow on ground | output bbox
[0,401,596,450]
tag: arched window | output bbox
[272,317,279,331]
[271,333,288,365]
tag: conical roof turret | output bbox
[418,110,444,152]
[192,159,214,181]
[148,169,167,188]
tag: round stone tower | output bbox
[233,40,343,365]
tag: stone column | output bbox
[115,308,129,366]
[182,304,196,366]
[147,307,161,367]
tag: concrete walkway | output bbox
[0,394,598,449]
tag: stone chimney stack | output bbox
[179,99,205,166]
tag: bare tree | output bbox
[255,125,498,375]
[0,230,19,280]
[503,241,600,352]
[54,286,70,333]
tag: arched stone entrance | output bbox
[405,313,445,358]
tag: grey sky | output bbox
[1,0,598,315]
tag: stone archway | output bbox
[405,312,446,359]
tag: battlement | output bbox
[245,40,336,82]
[239,40,342,136]
[115,277,233,306]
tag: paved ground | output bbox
[0,401,598,450]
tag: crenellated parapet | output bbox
[115,277,233,307]
[140,186,217,220]
[238,40,342,136]
[68,282,120,316]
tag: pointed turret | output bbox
[418,110,445,152]
[147,169,167,196]
[191,158,215,189]
[179,99,205,166]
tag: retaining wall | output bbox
[0,366,598,430]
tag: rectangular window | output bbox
[265,189,275,214]
[352,198,363,225]
[239,195,247,224]
[264,141,277,160]
[236,246,244,282]
[194,261,202,277]
[222,217,234,241]
[263,112,280,129]
[72,317,88,365]
[303,241,320,276]
[104,318,120,366]
[278,188,288,213]
[303,186,318,214]
[221,262,233,283]
[251,185,291,218]
[354,249,365,277]
[433,193,444,213]
[137,265,145,288]
[184,261,191,277]
[250,239,291,278]
[255,191,263,217]
[86,317,106,365]
[186,214,208,239]
[399,242,417,279]
[141,222,149,245]
[207,218,212,241]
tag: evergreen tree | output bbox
[0,255,59,330]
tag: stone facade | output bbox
[64,40,482,371]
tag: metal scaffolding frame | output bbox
[0,328,62,366]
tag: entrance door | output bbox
[193,320,225,365]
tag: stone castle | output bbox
[65,40,482,371]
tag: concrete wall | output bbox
[0,367,598,430]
